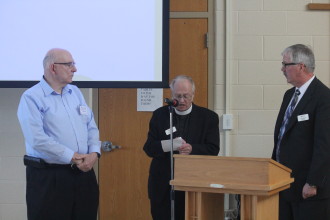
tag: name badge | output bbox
[165,127,177,135]
[79,106,88,115]
[297,114,309,122]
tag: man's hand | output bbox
[72,152,84,165]
[302,183,317,199]
[72,152,98,172]
[178,142,192,155]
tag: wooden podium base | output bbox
[184,192,278,220]
[185,192,224,220]
[241,194,278,220]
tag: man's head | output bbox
[281,44,315,88]
[170,75,195,111]
[43,48,77,90]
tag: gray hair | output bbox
[43,50,57,70]
[169,75,195,93]
[282,44,315,73]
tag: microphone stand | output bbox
[168,105,175,220]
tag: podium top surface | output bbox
[174,154,292,172]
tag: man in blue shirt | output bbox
[17,48,101,220]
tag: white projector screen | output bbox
[0,0,169,88]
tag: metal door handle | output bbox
[101,141,121,152]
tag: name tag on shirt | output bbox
[165,126,177,135]
[297,114,309,122]
[79,106,88,115]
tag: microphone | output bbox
[164,98,178,107]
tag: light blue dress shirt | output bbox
[17,78,101,164]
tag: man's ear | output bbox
[50,64,56,74]
[300,63,306,71]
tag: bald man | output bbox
[17,48,100,220]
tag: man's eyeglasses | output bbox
[54,62,76,68]
[173,94,193,100]
[282,62,298,68]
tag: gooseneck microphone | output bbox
[164,98,179,107]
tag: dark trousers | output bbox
[279,195,330,220]
[26,166,99,220]
[150,190,185,220]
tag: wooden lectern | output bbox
[170,155,294,220]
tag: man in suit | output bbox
[272,44,330,220]
[143,75,220,220]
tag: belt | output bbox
[45,163,77,169]
[24,155,77,170]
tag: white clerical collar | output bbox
[175,104,192,116]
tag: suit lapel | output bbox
[284,78,318,134]
[275,88,295,138]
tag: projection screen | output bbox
[0,0,169,88]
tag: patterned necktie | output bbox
[276,89,301,162]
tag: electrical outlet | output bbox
[223,114,233,130]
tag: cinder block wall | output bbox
[215,0,330,158]
[0,88,27,220]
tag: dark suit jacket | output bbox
[143,103,220,203]
[272,77,330,201]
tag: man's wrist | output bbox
[307,183,317,188]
